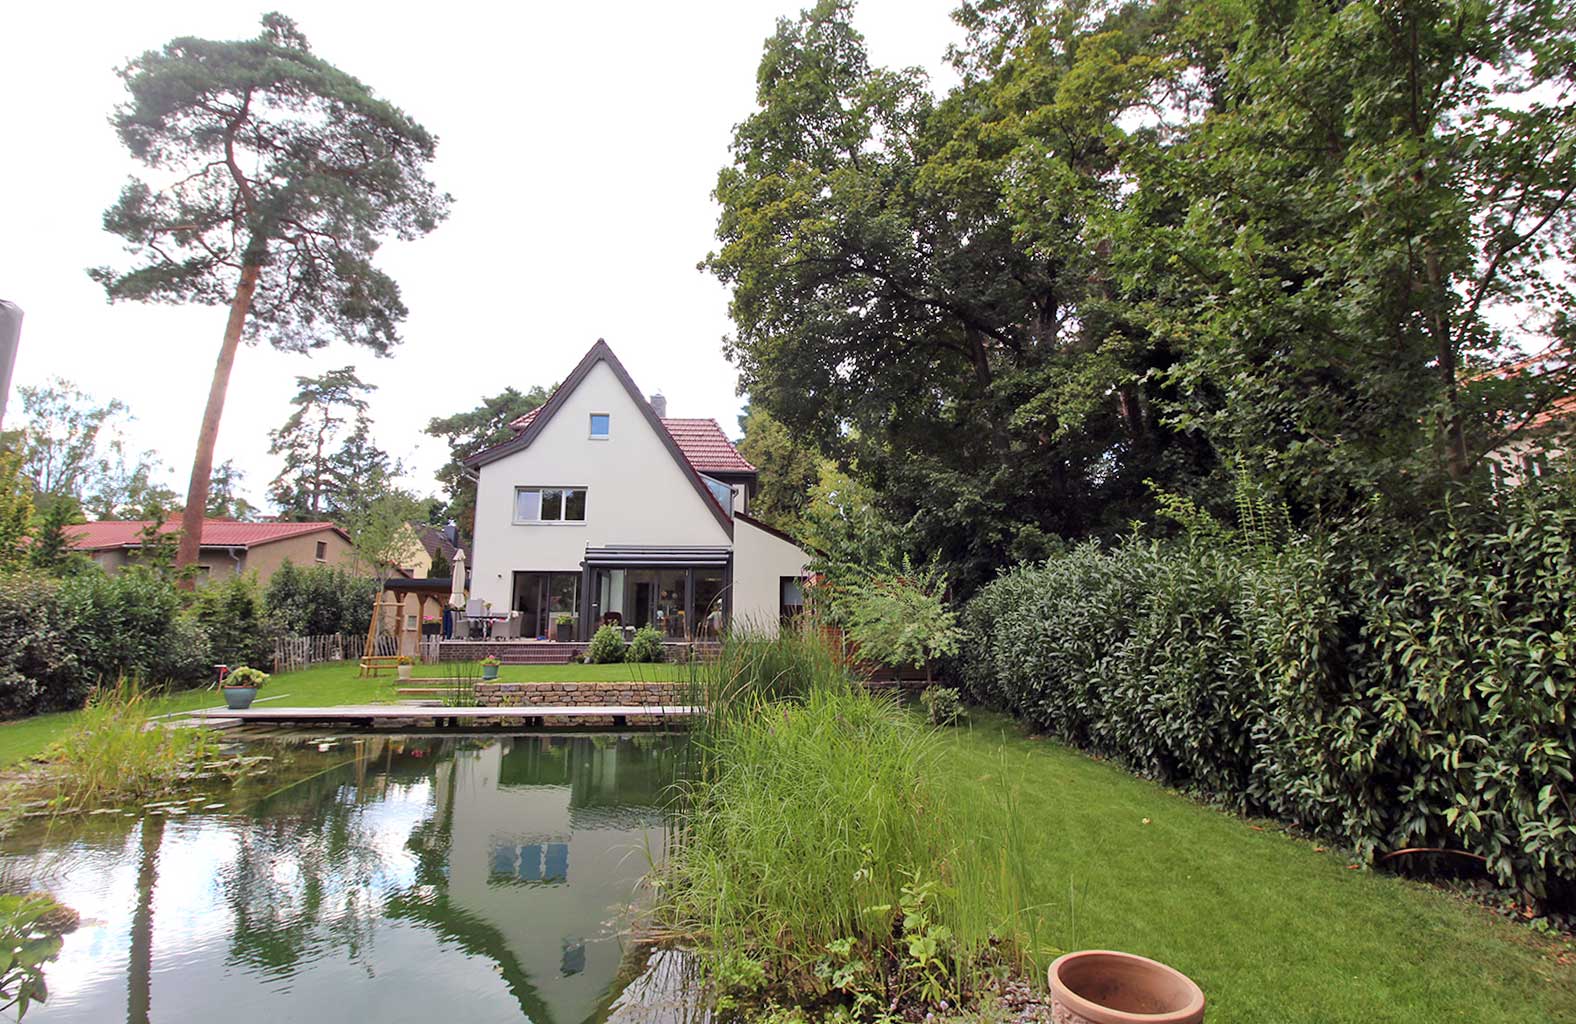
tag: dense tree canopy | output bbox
[712,0,1576,592]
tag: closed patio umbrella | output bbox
[449,549,467,609]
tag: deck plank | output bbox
[190,704,702,723]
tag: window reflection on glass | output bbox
[514,488,541,521]
[541,488,563,520]
[589,413,609,437]
[564,488,586,520]
[694,571,726,639]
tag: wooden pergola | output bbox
[359,577,455,677]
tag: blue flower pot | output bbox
[482,665,500,681]
[223,686,258,710]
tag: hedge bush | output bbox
[960,482,1576,902]
[265,560,378,637]
[0,568,215,718]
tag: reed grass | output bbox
[659,628,1045,1015]
[39,681,222,811]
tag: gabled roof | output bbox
[411,523,459,562]
[465,339,736,536]
[507,409,756,476]
[67,518,349,552]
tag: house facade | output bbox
[65,518,354,584]
[465,339,812,641]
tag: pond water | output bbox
[0,732,695,1024]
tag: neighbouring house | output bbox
[399,521,460,579]
[464,338,812,641]
[1477,344,1576,487]
[65,518,354,585]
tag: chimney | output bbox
[649,392,667,417]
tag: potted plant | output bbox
[480,655,501,681]
[555,614,575,643]
[222,666,268,710]
[1048,950,1205,1024]
[397,655,414,681]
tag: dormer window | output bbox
[589,413,610,439]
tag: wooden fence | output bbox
[272,633,397,674]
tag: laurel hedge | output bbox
[960,483,1576,903]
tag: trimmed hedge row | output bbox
[960,484,1576,902]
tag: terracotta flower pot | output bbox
[1048,950,1204,1024]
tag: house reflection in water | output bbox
[430,734,681,1024]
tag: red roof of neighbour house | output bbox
[66,519,348,552]
[506,408,756,476]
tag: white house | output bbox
[465,339,812,642]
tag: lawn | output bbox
[0,659,692,768]
[940,711,1576,1023]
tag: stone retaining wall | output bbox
[473,681,691,707]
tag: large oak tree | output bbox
[92,13,449,583]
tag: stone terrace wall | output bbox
[473,681,691,707]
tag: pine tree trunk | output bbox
[175,262,261,585]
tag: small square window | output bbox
[589,413,610,438]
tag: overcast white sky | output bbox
[1,0,961,513]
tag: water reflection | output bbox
[0,733,687,1024]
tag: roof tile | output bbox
[66,519,345,551]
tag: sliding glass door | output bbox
[587,565,724,639]
[510,572,580,639]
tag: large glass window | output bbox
[514,487,586,523]
[513,571,581,638]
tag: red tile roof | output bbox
[504,409,755,475]
[66,519,347,551]
[660,418,757,474]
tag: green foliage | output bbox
[424,385,550,537]
[0,569,214,719]
[0,446,34,572]
[91,13,450,352]
[187,573,274,668]
[0,892,73,1021]
[585,625,626,664]
[224,666,268,688]
[268,366,378,519]
[835,560,961,674]
[265,560,377,637]
[737,405,825,537]
[26,497,92,576]
[918,686,964,727]
[44,681,223,810]
[627,626,665,663]
[962,478,1576,900]
[665,635,1039,1017]
[344,488,427,578]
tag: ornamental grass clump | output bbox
[43,681,221,811]
[662,629,1042,1017]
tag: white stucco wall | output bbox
[731,517,812,637]
[470,360,732,610]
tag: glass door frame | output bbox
[578,560,732,642]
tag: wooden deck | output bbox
[189,704,703,728]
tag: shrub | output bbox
[188,573,274,669]
[919,686,964,726]
[835,560,961,681]
[585,624,626,663]
[627,626,664,663]
[960,480,1576,902]
[0,568,215,719]
[265,560,377,637]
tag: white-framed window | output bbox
[515,487,588,523]
[589,413,611,439]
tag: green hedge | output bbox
[0,568,215,718]
[960,483,1576,901]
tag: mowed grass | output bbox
[940,711,1576,1023]
[0,659,692,768]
